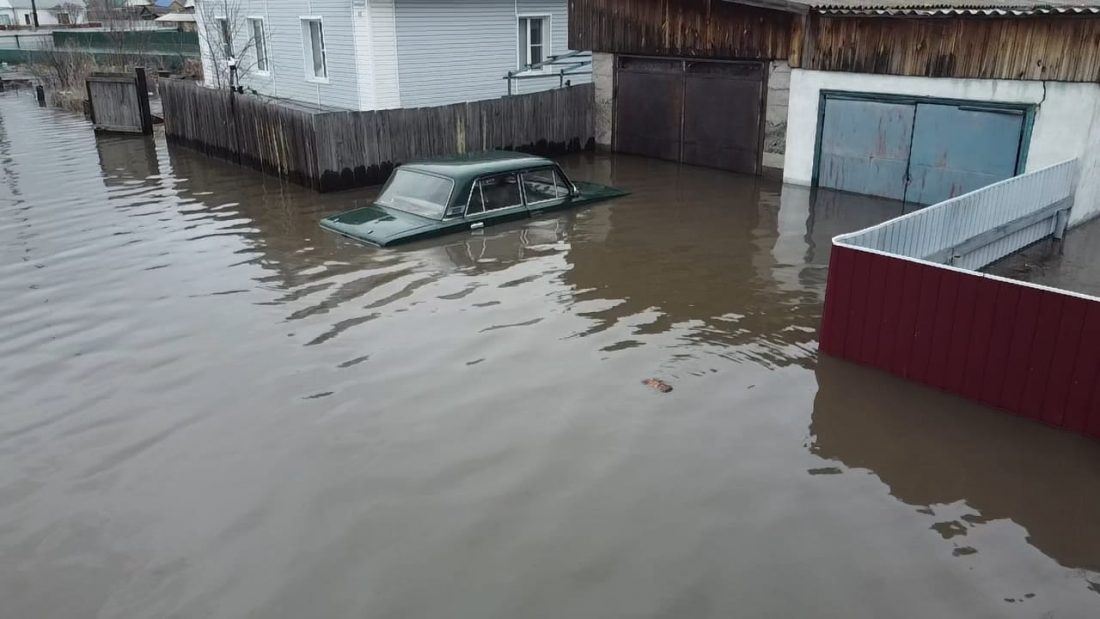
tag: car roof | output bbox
[400,151,557,182]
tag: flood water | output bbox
[3,92,1100,618]
[989,217,1100,298]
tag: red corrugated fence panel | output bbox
[960,276,1000,403]
[926,270,962,391]
[998,287,1043,415]
[1019,293,1066,421]
[980,281,1020,407]
[843,250,873,362]
[819,244,1100,441]
[909,265,943,386]
[891,260,924,379]
[859,253,890,366]
[1040,296,1088,427]
[1064,303,1100,433]
[874,256,907,371]
[946,273,980,396]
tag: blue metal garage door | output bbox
[905,103,1025,205]
[817,98,915,201]
[816,95,1027,205]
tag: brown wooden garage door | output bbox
[614,57,764,174]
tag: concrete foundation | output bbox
[764,60,789,172]
[592,52,614,150]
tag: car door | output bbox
[521,167,573,215]
[463,173,529,231]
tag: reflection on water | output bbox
[988,216,1100,298]
[813,357,1100,573]
[1,92,1098,618]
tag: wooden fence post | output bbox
[134,67,153,135]
[84,78,96,124]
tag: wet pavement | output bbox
[2,92,1100,618]
[988,216,1100,297]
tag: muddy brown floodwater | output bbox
[2,93,1100,618]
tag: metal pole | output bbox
[29,0,39,29]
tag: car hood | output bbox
[319,204,438,247]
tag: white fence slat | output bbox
[835,159,1078,270]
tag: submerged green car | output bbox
[319,151,627,247]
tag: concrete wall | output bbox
[785,69,1100,225]
[763,60,788,171]
[592,51,612,149]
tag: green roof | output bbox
[402,151,554,185]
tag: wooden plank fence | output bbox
[86,68,153,135]
[159,80,595,192]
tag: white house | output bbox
[0,0,86,26]
[193,0,589,111]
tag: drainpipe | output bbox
[29,0,39,29]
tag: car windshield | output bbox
[376,170,454,219]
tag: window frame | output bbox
[56,12,71,25]
[248,16,269,75]
[300,16,328,83]
[517,14,551,74]
[213,16,233,57]
[464,173,525,218]
[520,166,572,206]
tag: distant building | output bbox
[193,0,590,111]
[0,0,87,26]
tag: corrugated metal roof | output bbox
[812,1,1100,16]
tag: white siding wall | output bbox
[193,0,586,111]
[367,0,401,108]
[393,0,589,108]
[195,0,361,110]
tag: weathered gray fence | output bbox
[836,159,1079,270]
[159,80,595,192]
[86,68,153,135]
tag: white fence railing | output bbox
[835,159,1079,270]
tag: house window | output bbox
[56,12,71,25]
[518,16,549,70]
[302,18,327,80]
[216,17,231,57]
[0,16,11,26]
[23,14,31,25]
[249,18,268,72]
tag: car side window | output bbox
[467,174,522,216]
[522,168,570,204]
[465,183,485,215]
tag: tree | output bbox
[194,0,263,90]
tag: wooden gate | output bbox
[614,56,764,174]
[86,68,153,135]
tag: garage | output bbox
[614,57,764,175]
[814,93,1031,205]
